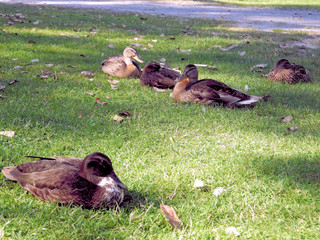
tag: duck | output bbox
[101,46,144,78]
[266,59,311,84]
[173,64,269,107]
[1,152,127,208]
[140,62,181,89]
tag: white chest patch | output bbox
[98,177,114,187]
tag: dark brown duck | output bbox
[140,62,181,89]
[267,59,311,84]
[1,152,127,208]
[101,46,143,78]
[173,64,268,107]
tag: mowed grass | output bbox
[0,3,320,239]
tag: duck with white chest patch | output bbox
[1,152,127,209]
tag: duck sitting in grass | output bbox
[140,62,181,89]
[173,64,269,107]
[267,59,311,84]
[1,152,127,209]
[101,46,144,78]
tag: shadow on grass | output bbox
[254,153,320,188]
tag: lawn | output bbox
[0,2,320,239]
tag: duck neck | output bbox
[173,78,190,99]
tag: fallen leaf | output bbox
[281,115,293,122]
[148,43,153,48]
[78,113,83,118]
[169,37,176,40]
[81,71,94,76]
[152,39,158,42]
[178,48,192,53]
[67,65,77,68]
[140,17,147,20]
[12,58,18,61]
[194,64,218,71]
[90,32,97,36]
[0,86,6,91]
[160,58,166,63]
[118,111,132,117]
[95,98,107,105]
[0,131,15,137]
[86,92,95,96]
[106,95,111,99]
[225,226,239,236]
[33,20,40,25]
[28,40,36,44]
[113,115,125,122]
[88,78,94,82]
[193,179,205,188]
[181,57,188,61]
[14,65,23,69]
[79,54,87,57]
[213,187,226,196]
[250,64,267,72]
[244,85,250,91]
[160,204,183,230]
[45,64,54,67]
[96,82,102,87]
[202,106,206,113]
[216,43,239,51]
[41,70,52,76]
[0,95,3,99]
[31,59,39,63]
[131,42,145,47]
[108,43,115,49]
[107,79,119,84]
[288,126,298,131]
[111,84,118,89]
[8,80,18,85]
[238,51,246,56]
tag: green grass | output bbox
[194,0,320,9]
[1,3,320,239]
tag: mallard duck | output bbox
[267,59,311,84]
[173,64,268,107]
[101,46,143,78]
[1,152,127,208]
[140,62,181,89]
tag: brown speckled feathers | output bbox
[267,59,311,84]
[2,152,127,208]
[140,62,181,89]
[173,64,268,107]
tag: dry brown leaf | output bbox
[216,43,239,51]
[148,43,153,48]
[68,65,77,68]
[250,64,267,72]
[78,113,83,118]
[238,51,246,56]
[107,79,119,84]
[131,42,145,47]
[106,95,111,99]
[14,65,23,70]
[81,71,94,76]
[118,111,132,117]
[281,115,293,122]
[111,84,118,90]
[86,92,95,96]
[160,204,183,230]
[0,131,15,137]
[0,86,6,91]
[95,98,107,105]
[113,115,125,122]
[288,126,298,131]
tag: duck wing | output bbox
[101,56,126,73]
[140,71,176,88]
[189,79,251,105]
[25,156,83,168]
[158,67,181,80]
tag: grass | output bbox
[0,2,320,239]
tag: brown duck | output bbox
[173,64,268,107]
[267,59,311,84]
[101,46,143,78]
[140,62,181,89]
[1,152,127,208]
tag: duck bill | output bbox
[177,73,188,82]
[133,56,144,63]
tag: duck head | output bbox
[273,59,292,73]
[123,47,144,63]
[143,62,161,73]
[178,64,199,84]
[79,152,126,189]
